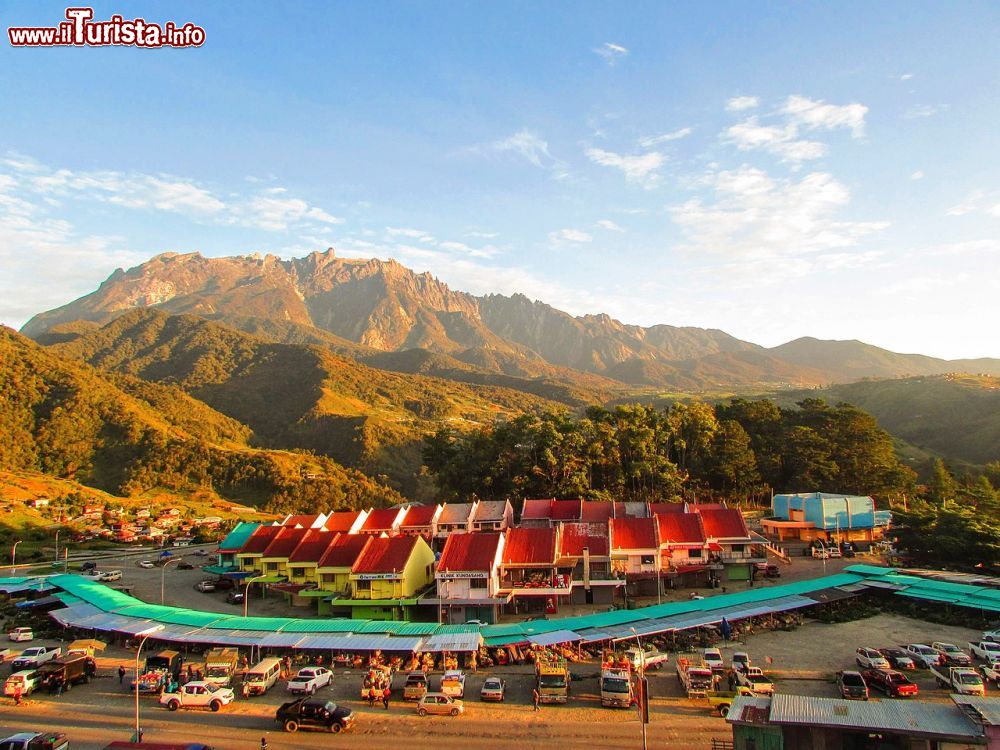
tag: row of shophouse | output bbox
[210,499,766,624]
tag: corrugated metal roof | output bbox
[421,632,482,652]
[352,536,419,574]
[952,695,1000,726]
[697,507,751,540]
[609,517,659,551]
[769,694,982,739]
[282,619,358,633]
[218,521,261,553]
[503,527,556,565]
[438,532,501,572]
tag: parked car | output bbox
[4,670,41,697]
[980,660,1000,687]
[212,577,235,590]
[195,580,216,593]
[0,734,68,750]
[416,692,464,717]
[439,670,466,699]
[177,562,195,570]
[703,648,726,672]
[735,667,774,695]
[969,641,1000,661]
[99,570,122,582]
[878,648,916,670]
[904,644,943,669]
[480,677,506,702]
[7,628,33,642]
[226,590,245,605]
[287,666,332,695]
[159,681,235,712]
[276,698,354,733]
[80,561,97,571]
[840,542,856,558]
[837,671,869,700]
[861,668,918,697]
[464,620,487,627]
[856,647,891,670]
[137,560,155,569]
[194,549,209,557]
[827,544,842,559]
[932,642,973,667]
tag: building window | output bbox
[470,578,487,589]
[355,580,371,592]
[731,545,745,553]
[688,548,702,558]
[640,555,654,565]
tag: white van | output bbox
[242,657,282,697]
[7,627,34,642]
[4,670,41,696]
[99,570,123,582]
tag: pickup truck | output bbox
[10,646,61,672]
[624,647,669,671]
[402,671,428,701]
[703,648,725,672]
[735,667,774,695]
[969,641,1000,661]
[903,644,942,669]
[276,698,355,733]
[676,656,714,697]
[861,668,918,697]
[705,687,758,717]
[439,670,466,699]
[159,681,236,712]
[931,642,973,667]
[929,665,985,696]
[287,667,332,695]
[980,661,1000,687]
[0,734,68,750]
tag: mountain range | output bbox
[25,250,1000,390]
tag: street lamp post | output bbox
[160,557,181,604]
[134,624,165,741]
[10,540,22,574]
[630,627,648,750]
[54,529,60,568]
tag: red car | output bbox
[861,669,919,698]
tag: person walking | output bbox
[118,665,126,684]
[382,686,390,710]
[259,737,267,750]
[368,687,377,708]
[532,688,540,711]
[13,683,22,706]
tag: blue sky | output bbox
[1,1,998,358]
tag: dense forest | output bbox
[422,398,915,503]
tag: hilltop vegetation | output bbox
[0,327,404,511]
[781,374,1000,466]
[424,397,914,504]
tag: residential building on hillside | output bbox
[499,526,567,615]
[322,510,369,534]
[519,498,582,527]
[258,526,308,580]
[357,506,409,536]
[470,499,514,532]
[434,532,507,624]
[236,524,282,573]
[315,533,371,610]
[397,504,441,538]
[698,506,761,583]
[557,522,619,605]
[764,492,891,543]
[435,502,476,538]
[344,535,436,620]
[655,511,710,586]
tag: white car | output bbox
[731,652,751,672]
[970,641,1000,661]
[287,666,332,695]
[856,647,890,669]
[137,560,155,569]
[905,644,942,669]
[99,570,122,582]
[4,670,41,696]
[703,648,725,671]
[159,681,235,712]
[7,628,33,643]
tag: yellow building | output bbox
[340,535,436,620]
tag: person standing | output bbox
[118,665,126,684]
[382,686,390,710]
[13,683,22,706]
[532,688,540,711]
[259,738,267,750]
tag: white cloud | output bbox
[726,96,759,112]
[670,166,888,268]
[596,219,625,232]
[240,196,343,232]
[386,226,434,242]
[900,73,914,81]
[593,42,628,66]
[638,128,693,148]
[781,95,868,138]
[910,170,924,181]
[586,148,665,187]
[724,117,827,163]
[548,228,593,245]
[485,130,554,168]
[947,190,1000,218]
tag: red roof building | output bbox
[580,501,615,524]
[358,506,408,535]
[698,507,751,541]
[288,528,333,564]
[502,527,557,567]
[280,513,327,529]
[323,510,367,534]
[316,534,371,570]
[519,498,582,526]
[558,522,610,558]
[349,535,436,600]
[397,504,441,537]
[237,524,282,560]
[438,532,504,573]
[649,502,688,515]
[656,513,707,548]
[609,517,659,552]
[352,536,421,574]
[261,526,309,560]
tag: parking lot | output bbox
[3,606,992,750]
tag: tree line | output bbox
[422,397,915,504]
